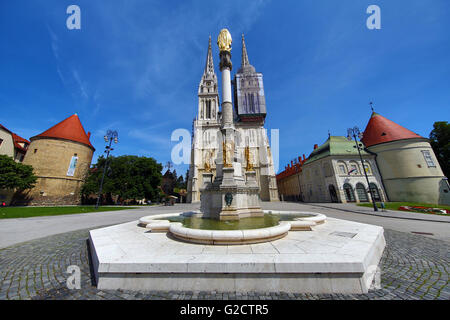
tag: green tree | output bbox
[429,121,449,177]
[81,155,163,203]
[176,175,185,189]
[0,155,37,191]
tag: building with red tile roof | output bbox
[31,114,94,150]
[276,137,386,203]
[361,112,423,147]
[362,112,449,205]
[17,114,95,205]
[0,123,30,162]
[0,124,31,205]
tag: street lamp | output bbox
[347,126,378,212]
[95,130,118,209]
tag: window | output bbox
[349,163,359,175]
[363,161,372,175]
[343,183,356,202]
[369,183,381,201]
[337,161,348,175]
[356,183,368,202]
[421,150,436,167]
[204,100,212,119]
[0,138,3,147]
[34,149,37,153]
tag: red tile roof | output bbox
[32,114,95,150]
[12,133,30,144]
[0,123,30,153]
[361,112,423,147]
[11,133,30,153]
[276,156,307,180]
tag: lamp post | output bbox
[347,126,378,212]
[95,130,118,209]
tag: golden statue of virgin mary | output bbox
[217,28,232,52]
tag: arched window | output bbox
[356,183,368,202]
[200,101,204,119]
[337,161,347,175]
[369,183,381,201]
[206,100,211,119]
[246,93,255,113]
[343,183,356,202]
[349,161,359,175]
[363,161,372,175]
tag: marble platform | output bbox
[89,217,385,294]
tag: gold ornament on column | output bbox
[217,29,232,52]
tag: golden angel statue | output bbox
[217,29,232,52]
[204,150,213,172]
[223,141,234,168]
[245,146,254,171]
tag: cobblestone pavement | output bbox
[0,227,448,300]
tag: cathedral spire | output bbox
[204,36,215,75]
[241,34,250,67]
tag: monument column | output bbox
[199,29,263,220]
[220,51,233,128]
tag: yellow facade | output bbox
[276,173,301,201]
[19,138,94,205]
[369,138,450,205]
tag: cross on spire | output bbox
[369,101,374,112]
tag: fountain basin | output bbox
[169,221,291,245]
[89,215,386,294]
[138,211,326,245]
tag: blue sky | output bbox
[1,0,449,177]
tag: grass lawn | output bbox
[0,206,138,219]
[357,202,450,215]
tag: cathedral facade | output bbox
[187,35,279,203]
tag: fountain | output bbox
[137,29,326,245]
[88,29,385,294]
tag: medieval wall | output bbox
[18,138,93,205]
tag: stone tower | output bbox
[233,34,267,122]
[19,114,95,205]
[187,37,221,203]
[187,34,279,203]
[233,34,278,202]
[362,112,449,205]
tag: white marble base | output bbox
[89,217,385,294]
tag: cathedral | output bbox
[187,35,279,202]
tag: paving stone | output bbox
[0,227,448,300]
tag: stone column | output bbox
[219,50,233,128]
